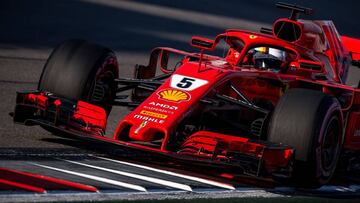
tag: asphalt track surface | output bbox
[1,0,360,202]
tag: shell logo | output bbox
[157,89,191,103]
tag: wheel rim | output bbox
[90,55,117,113]
[321,116,341,171]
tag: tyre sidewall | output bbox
[268,88,343,187]
[310,97,343,184]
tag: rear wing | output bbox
[341,36,360,67]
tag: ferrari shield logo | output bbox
[249,35,258,39]
[134,121,148,134]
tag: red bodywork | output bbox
[13,8,360,179]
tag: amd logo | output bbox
[149,102,178,110]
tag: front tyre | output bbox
[38,39,119,115]
[268,88,343,187]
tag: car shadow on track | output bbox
[38,135,360,196]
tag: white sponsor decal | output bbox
[133,114,165,124]
[170,74,208,91]
[143,106,174,114]
[149,102,178,110]
[355,130,360,137]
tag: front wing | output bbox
[12,90,295,179]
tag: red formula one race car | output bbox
[13,3,360,187]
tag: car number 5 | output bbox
[176,77,195,89]
[170,74,208,91]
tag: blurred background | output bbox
[1,0,359,57]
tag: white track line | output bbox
[30,163,147,192]
[58,158,192,191]
[91,155,235,190]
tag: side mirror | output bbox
[191,36,215,51]
[290,59,324,72]
[157,49,189,73]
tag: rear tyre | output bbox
[268,88,343,187]
[38,39,119,115]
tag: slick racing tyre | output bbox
[38,39,119,115]
[268,88,343,187]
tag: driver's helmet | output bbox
[253,47,287,71]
